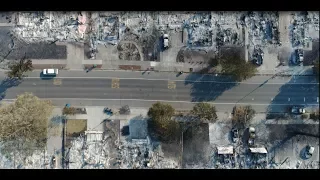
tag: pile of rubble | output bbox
[244,12,280,47]
[120,12,155,39]
[67,135,111,169]
[307,11,319,33]
[290,12,319,48]
[12,12,87,44]
[290,12,310,48]
[216,26,241,47]
[116,140,179,169]
[184,13,213,47]
[157,12,193,32]
[0,148,52,169]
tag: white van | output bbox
[43,69,59,75]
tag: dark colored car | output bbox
[231,128,239,143]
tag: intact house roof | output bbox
[249,147,268,154]
[129,119,148,140]
[217,146,234,154]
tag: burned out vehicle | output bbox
[305,145,315,159]
[231,128,239,143]
[248,127,256,146]
[215,146,236,168]
[295,49,304,66]
[248,147,268,169]
[252,47,264,66]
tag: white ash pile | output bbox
[184,12,213,47]
[211,12,244,49]
[0,148,51,169]
[120,12,155,39]
[156,12,194,32]
[290,12,311,48]
[244,11,280,47]
[22,150,51,169]
[0,149,13,169]
[307,11,319,33]
[12,12,87,44]
[98,15,120,45]
[68,135,112,169]
[215,26,241,47]
[116,141,179,169]
[290,12,319,48]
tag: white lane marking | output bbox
[288,98,290,102]
[17,77,320,85]
[2,98,319,106]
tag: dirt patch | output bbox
[66,119,87,137]
[118,65,141,70]
[117,43,141,61]
[32,64,67,69]
[183,123,210,165]
[177,49,214,63]
[161,142,182,161]
[83,64,102,69]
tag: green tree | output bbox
[147,102,180,142]
[232,105,256,128]
[0,93,53,156]
[191,102,218,123]
[220,58,257,82]
[6,57,33,80]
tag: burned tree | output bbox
[147,102,180,142]
[62,106,76,116]
[0,93,53,156]
[232,105,256,128]
[6,55,33,80]
[191,102,218,123]
[119,105,130,115]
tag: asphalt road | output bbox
[0,70,319,112]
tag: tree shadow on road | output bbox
[184,73,238,102]
[266,74,319,119]
[0,78,22,100]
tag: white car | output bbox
[43,69,58,75]
[163,34,169,48]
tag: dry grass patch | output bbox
[66,119,87,137]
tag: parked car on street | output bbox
[43,68,58,75]
[291,106,306,114]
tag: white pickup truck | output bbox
[43,69,59,75]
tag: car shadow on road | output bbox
[0,78,22,100]
[40,72,56,80]
[266,74,319,119]
[184,73,238,102]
